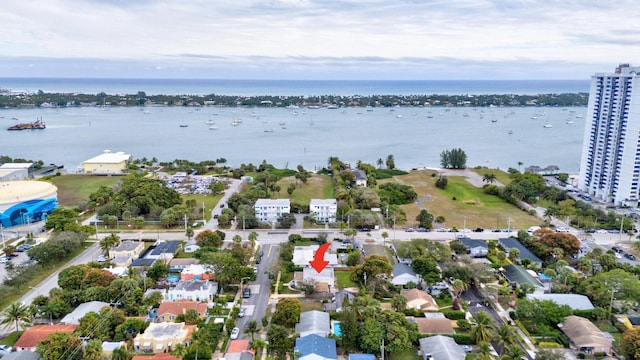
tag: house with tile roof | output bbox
[157,300,208,322]
[408,316,455,334]
[401,289,439,312]
[179,264,213,281]
[225,340,255,360]
[14,324,78,352]
[559,316,613,354]
[294,334,337,360]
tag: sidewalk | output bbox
[494,302,537,357]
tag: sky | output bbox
[1,0,639,80]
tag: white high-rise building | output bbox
[579,64,640,206]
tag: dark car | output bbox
[417,227,429,232]
[624,253,637,260]
[358,227,371,232]
[612,246,623,253]
[243,288,251,298]
[473,227,484,232]
[7,252,19,257]
[492,229,501,232]
[17,244,33,252]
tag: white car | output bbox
[230,327,240,340]
[0,345,13,355]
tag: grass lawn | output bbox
[389,349,421,360]
[278,174,334,204]
[470,168,513,186]
[300,301,324,312]
[181,193,223,221]
[0,331,22,346]
[382,170,539,230]
[47,175,121,207]
[335,271,357,289]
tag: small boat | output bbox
[566,120,575,124]
[543,124,553,128]
[7,117,46,131]
[264,129,274,132]
[307,105,320,109]
[576,114,583,118]
[427,115,434,118]
[396,115,403,118]
[491,118,498,123]
[180,124,188,128]
[209,125,218,130]
[508,130,513,135]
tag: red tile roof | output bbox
[14,324,78,349]
[227,339,250,353]
[157,300,208,317]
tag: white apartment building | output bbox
[309,199,337,223]
[254,198,290,223]
[579,64,640,206]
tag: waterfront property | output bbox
[80,150,132,175]
[579,64,640,206]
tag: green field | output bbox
[47,175,122,207]
[335,271,357,289]
[384,170,539,230]
[278,174,334,204]
[470,168,513,186]
[182,194,223,222]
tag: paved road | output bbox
[234,244,280,342]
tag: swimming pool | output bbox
[333,322,342,337]
[167,275,180,282]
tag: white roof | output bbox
[255,198,290,207]
[0,163,33,169]
[293,245,338,267]
[83,151,131,164]
[60,301,111,325]
[310,199,337,206]
[526,293,595,310]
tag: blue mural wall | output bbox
[0,198,58,227]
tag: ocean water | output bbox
[0,104,587,174]
[0,78,590,96]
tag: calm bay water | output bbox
[0,104,586,174]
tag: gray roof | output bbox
[174,280,218,292]
[323,289,355,312]
[419,335,465,360]
[149,241,182,256]
[296,310,331,337]
[392,263,416,277]
[526,293,594,310]
[458,238,487,249]
[353,169,367,181]
[60,301,111,325]
[111,240,142,252]
[131,258,156,267]
[501,265,543,288]
[499,237,542,263]
[294,334,337,360]
[1,352,41,360]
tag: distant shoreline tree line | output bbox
[0,90,588,108]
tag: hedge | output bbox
[441,310,466,320]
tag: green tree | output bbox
[483,173,497,184]
[501,344,527,360]
[267,324,294,359]
[577,269,640,308]
[507,248,520,263]
[111,346,132,360]
[1,302,30,332]
[470,311,496,344]
[100,232,120,258]
[416,209,434,229]
[359,318,385,354]
[495,324,516,355]
[36,332,83,360]
[391,294,407,312]
[195,229,223,247]
[272,298,301,328]
[351,254,393,285]
[435,176,448,189]
[245,319,259,341]
[477,342,496,360]
[440,148,467,169]
[186,227,194,240]
[386,154,395,170]
[171,343,189,359]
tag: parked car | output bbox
[405,227,415,232]
[624,253,637,260]
[0,345,13,356]
[461,345,473,353]
[238,308,246,318]
[243,288,251,298]
[417,227,429,232]
[473,227,484,232]
[17,244,33,252]
[7,252,19,257]
[230,327,240,340]
[0,257,8,264]
[612,246,623,253]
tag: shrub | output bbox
[441,310,466,320]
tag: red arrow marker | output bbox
[309,243,331,273]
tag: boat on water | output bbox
[543,123,553,128]
[209,125,218,130]
[566,120,575,124]
[491,118,498,123]
[508,130,513,135]
[264,129,274,132]
[180,124,188,128]
[8,117,46,131]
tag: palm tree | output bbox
[377,158,384,169]
[171,343,188,359]
[245,320,259,341]
[1,302,31,331]
[495,324,516,355]
[251,338,267,356]
[500,344,527,360]
[248,231,259,249]
[517,161,523,172]
[451,279,468,299]
[111,346,132,360]
[391,294,407,312]
[470,311,496,344]
[477,342,496,360]
[100,232,120,258]
[483,173,497,184]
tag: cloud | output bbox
[1,0,639,79]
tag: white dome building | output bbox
[0,181,58,227]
